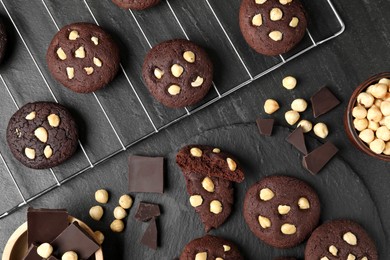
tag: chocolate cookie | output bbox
[111,0,160,10]
[142,39,213,108]
[305,219,378,260]
[6,102,79,169]
[239,0,308,56]
[176,145,244,232]
[243,175,320,248]
[46,23,120,93]
[0,17,8,64]
[180,235,243,260]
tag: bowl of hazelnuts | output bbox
[345,72,390,161]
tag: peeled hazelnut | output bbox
[371,83,388,98]
[367,106,382,122]
[183,51,195,63]
[298,197,310,209]
[357,92,374,108]
[195,252,207,260]
[380,101,390,116]
[226,158,237,171]
[376,126,390,141]
[95,189,109,204]
[189,195,203,207]
[383,142,390,155]
[379,78,390,85]
[75,46,85,59]
[281,223,296,235]
[93,57,102,67]
[34,127,48,143]
[91,36,99,45]
[154,68,164,79]
[48,114,60,127]
[269,31,283,41]
[190,147,202,157]
[370,138,386,154]
[368,120,380,131]
[352,105,367,119]
[44,145,53,159]
[110,219,124,232]
[191,76,204,87]
[56,47,67,60]
[68,30,79,40]
[291,98,308,112]
[278,205,291,215]
[347,254,356,260]
[113,206,127,220]
[297,120,312,133]
[289,17,299,27]
[94,231,104,244]
[264,99,280,114]
[384,116,390,129]
[285,110,300,125]
[168,85,181,95]
[255,0,267,3]
[171,64,184,78]
[282,76,297,90]
[258,215,271,228]
[270,8,283,21]
[359,129,375,144]
[210,200,222,214]
[329,245,338,256]
[89,205,104,221]
[252,14,263,26]
[37,243,53,258]
[375,99,383,108]
[314,122,329,139]
[202,177,215,192]
[223,245,231,252]
[25,111,36,120]
[353,118,368,131]
[119,194,133,209]
[260,188,275,201]
[365,85,375,95]
[25,147,35,160]
[343,231,357,245]
[62,251,78,260]
[66,67,74,79]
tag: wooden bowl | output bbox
[344,72,390,162]
[2,216,103,260]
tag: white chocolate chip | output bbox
[376,126,390,141]
[68,30,79,40]
[189,195,203,207]
[89,205,104,221]
[91,36,99,45]
[281,223,296,235]
[226,158,237,171]
[84,67,94,75]
[95,189,109,204]
[37,243,53,258]
[252,14,263,26]
[48,114,60,127]
[94,231,104,245]
[171,64,184,78]
[259,188,275,201]
[279,0,293,4]
[168,85,181,95]
[56,47,67,60]
[320,257,329,260]
[210,200,222,214]
[113,206,127,220]
[347,254,356,260]
[270,8,283,21]
[119,194,133,209]
[289,17,299,27]
[328,245,338,256]
[110,219,124,233]
[62,251,78,260]
[352,105,368,119]
[291,99,308,112]
[298,197,310,209]
[195,252,207,260]
[183,51,195,63]
[285,110,300,125]
[370,138,386,154]
[264,99,280,114]
[361,257,368,260]
[25,147,35,160]
[223,245,231,252]
[34,127,48,143]
[269,31,283,41]
[353,118,368,131]
[258,215,271,228]
[343,231,357,245]
[154,68,164,79]
[213,148,221,153]
[93,57,102,67]
[75,46,86,59]
[255,0,267,3]
[357,92,374,108]
[44,145,53,159]
[191,76,204,87]
[25,111,36,120]
[314,122,329,138]
[278,205,291,215]
[216,257,224,260]
[359,129,375,144]
[190,147,202,157]
[297,120,313,133]
[66,67,75,79]
[282,76,297,90]
[202,177,215,193]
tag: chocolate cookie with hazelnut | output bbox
[176,145,244,232]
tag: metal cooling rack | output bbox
[0,0,344,219]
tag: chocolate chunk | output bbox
[311,87,340,118]
[128,156,164,193]
[51,222,100,259]
[27,208,68,246]
[135,202,161,222]
[286,127,308,155]
[302,142,339,174]
[23,245,41,260]
[141,217,158,250]
[256,118,275,136]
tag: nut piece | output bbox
[48,114,60,127]
[25,147,36,160]
[291,98,308,112]
[84,67,94,75]
[343,231,357,245]
[259,188,275,201]
[381,101,390,116]
[383,142,390,155]
[171,64,184,78]
[281,223,297,235]
[223,245,231,252]
[269,31,283,41]
[297,120,313,133]
[252,14,263,26]
[376,126,390,141]
[25,111,36,120]
[44,145,53,159]
[34,127,48,143]
[202,177,215,192]
[183,51,195,63]
[270,8,283,21]
[328,245,338,256]
[113,206,128,220]
[62,251,78,260]
[168,84,181,95]
[298,197,310,209]
[94,231,104,244]
[278,205,291,215]
[226,158,237,171]
[353,118,368,131]
[37,243,53,258]
[68,30,79,40]
[279,0,292,4]
[359,129,375,144]
[285,110,300,125]
[75,46,85,58]
[371,83,387,98]
[314,122,329,138]
[289,17,299,27]
[352,105,367,119]
[347,254,356,260]
[95,189,109,204]
[213,148,221,153]
[189,195,203,207]
[367,106,382,122]
[210,200,223,214]
[258,215,271,228]
[191,76,204,87]
[89,205,104,221]
[264,99,280,114]
[56,47,67,60]
[370,138,386,154]
[91,36,99,45]
[66,67,74,79]
[110,219,125,232]
[255,0,267,3]
[190,147,203,157]
[282,76,297,90]
[195,252,207,260]
[93,57,102,67]
[119,194,133,209]
[357,92,374,108]
[154,68,164,79]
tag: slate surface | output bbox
[1,0,390,259]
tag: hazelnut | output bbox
[62,251,78,260]
[168,85,181,95]
[370,138,386,154]
[259,188,275,201]
[357,92,374,108]
[93,57,102,67]
[75,46,85,59]
[25,147,36,160]
[264,99,280,114]
[368,120,380,131]
[189,195,203,207]
[282,76,297,90]
[190,147,202,157]
[195,252,207,260]
[269,31,283,41]
[202,177,215,192]
[298,197,310,209]
[183,51,195,63]
[367,106,382,122]
[95,189,109,204]
[281,223,296,235]
[94,231,105,244]
[384,116,390,129]
[313,123,329,138]
[119,194,133,209]
[291,98,308,112]
[329,245,338,256]
[297,120,312,133]
[66,67,74,79]
[278,205,291,215]
[210,200,223,214]
[213,148,221,153]
[374,99,383,108]
[37,243,53,258]
[110,219,125,232]
[34,127,48,143]
[270,8,283,21]
[223,245,231,252]
[365,85,375,95]
[56,47,67,60]
[379,78,390,85]
[44,145,53,159]
[258,215,271,228]
[227,158,237,171]
[347,254,356,260]
[289,17,299,27]
[353,118,368,131]
[171,64,184,78]
[89,205,104,221]
[383,142,390,155]
[376,126,390,141]
[352,105,367,119]
[48,114,60,127]
[113,206,127,220]
[191,76,204,87]
[154,68,164,79]
[380,101,390,116]
[285,110,300,125]
[359,129,375,144]
[255,0,267,3]
[91,36,99,45]
[371,83,388,98]
[68,30,79,40]
[252,14,263,26]
[25,111,36,120]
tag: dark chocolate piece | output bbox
[135,202,161,222]
[286,127,308,155]
[256,118,275,136]
[311,87,340,118]
[128,156,164,193]
[141,217,158,250]
[27,208,68,246]
[303,142,339,174]
[51,222,100,259]
[23,245,41,260]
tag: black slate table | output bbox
[1,0,389,259]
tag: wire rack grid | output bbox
[0,0,344,219]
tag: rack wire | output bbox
[0,0,344,219]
